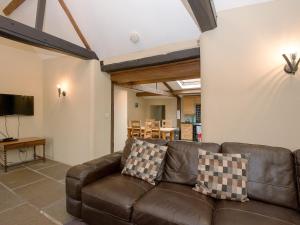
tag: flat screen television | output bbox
[0,94,34,116]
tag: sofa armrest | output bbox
[66,152,122,201]
[294,150,300,209]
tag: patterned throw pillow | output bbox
[122,139,168,185]
[193,149,249,202]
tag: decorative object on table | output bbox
[193,149,249,202]
[122,139,168,185]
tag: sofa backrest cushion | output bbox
[294,150,300,208]
[162,141,220,186]
[121,138,168,180]
[222,142,298,209]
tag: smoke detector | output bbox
[130,31,140,44]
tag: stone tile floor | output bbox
[0,159,80,225]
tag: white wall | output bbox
[144,97,178,127]
[115,89,178,151]
[114,86,128,152]
[93,62,112,158]
[127,90,146,123]
[201,0,300,150]
[43,57,111,165]
[126,90,178,127]
[0,37,44,162]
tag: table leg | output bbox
[127,129,132,138]
[161,132,166,140]
[43,144,46,162]
[4,150,7,172]
[170,131,175,141]
[33,146,36,160]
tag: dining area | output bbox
[127,120,179,141]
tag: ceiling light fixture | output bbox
[130,31,140,44]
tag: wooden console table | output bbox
[0,137,46,172]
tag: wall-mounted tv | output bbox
[0,94,34,116]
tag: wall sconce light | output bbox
[57,84,66,97]
[282,53,300,75]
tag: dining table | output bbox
[127,127,178,141]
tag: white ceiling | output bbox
[0,0,274,60]
[214,0,273,12]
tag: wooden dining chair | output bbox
[151,121,161,138]
[131,120,141,137]
[162,120,172,128]
[146,119,154,123]
[144,121,153,139]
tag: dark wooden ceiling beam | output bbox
[121,84,174,97]
[35,0,46,31]
[163,82,173,92]
[101,48,200,73]
[58,0,91,50]
[110,58,200,85]
[172,88,201,95]
[137,88,201,97]
[136,92,161,97]
[184,0,217,32]
[3,0,26,16]
[0,15,98,60]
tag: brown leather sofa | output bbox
[66,139,300,225]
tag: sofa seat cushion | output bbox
[214,200,300,225]
[133,182,215,225]
[82,173,153,222]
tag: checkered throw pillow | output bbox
[193,149,249,202]
[122,139,168,185]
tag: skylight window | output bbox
[177,79,201,89]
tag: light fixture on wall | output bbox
[57,84,66,97]
[282,53,300,75]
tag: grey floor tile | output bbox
[64,219,87,225]
[0,183,24,213]
[38,163,70,181]
[0,165,23,174]
[0,204,56,225]
[0,168,45,189]
[24,159,58,170]
[43,198,75,224]
[14,178,65,209]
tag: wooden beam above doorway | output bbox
[121,84,174,97]
[172,88,201,95]
[101,48,200,73]
[0,15,98,60]
[3,0,26,16]
[110,58,200,85]
[136,92,161,97]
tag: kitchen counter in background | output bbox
[180,122,202,142]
